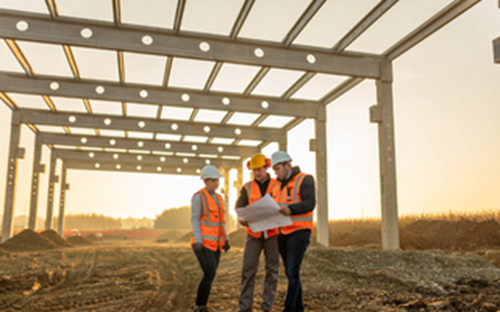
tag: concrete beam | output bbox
[283,0,326,46]
[17,109,284,141]
[333,0,398,52]
[38,133,260,157]
[494,37,500,64]
[64,159,206,176]
[321,77,364,105]
[0,10,384,79]
[385,0,480,61]
[52,149,242,169]
[0,72,319,118]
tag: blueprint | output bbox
[235,194,292,233]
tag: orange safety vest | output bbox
[191,188,226,251]
[244,178,279,239]
[271,172,314,235]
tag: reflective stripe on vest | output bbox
[273,172,313,235]
[191,188,226,251]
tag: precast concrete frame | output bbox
[0,0,481,248]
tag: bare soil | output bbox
[0,239,499,311]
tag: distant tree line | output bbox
[154,206,191,230]
[153,206,236,231]
[62,213,122,230]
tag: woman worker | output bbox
[191,165,230,312]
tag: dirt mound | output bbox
[460,219,500,250]
[175,231,192,243]
[102,233,129,240]
[156,230,184,241]
[40,230,72,247]
[85,233,101,242]
[67,235,93,245]
[0,229,57,252]
[228,228,246,248]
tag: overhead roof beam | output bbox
[230,0,255,39]
[39,132,260,156]
[0,92,18,110]
[52,149,241,168]
[243,67,269,96]
[321,77,364,105]
[18,109,284,141]
[333,0,398,53]
[384,0,480,61]
[112,0,121,26]
[0,72,319,118]
[281,72,315,100]
[173,0,186,33]
[4,39,33,76]
[0,10,383,79]
[45,0,59,19]
[283,0,326,47]
[64,159,207,176]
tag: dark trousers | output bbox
[193,245,221,306]
[278,230,310,312]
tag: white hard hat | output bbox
[271,151,292,167]
[200,165,223,179]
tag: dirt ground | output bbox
[1,239,500,312]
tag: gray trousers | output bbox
[238,233,279,312]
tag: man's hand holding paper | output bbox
[235,194,292,233]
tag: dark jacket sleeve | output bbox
[235,186,249,208]
[288,175,316,215]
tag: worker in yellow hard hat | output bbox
[235,154,280,312]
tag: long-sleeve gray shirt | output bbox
[191,188,228,244]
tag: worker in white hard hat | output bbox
[269,151,316,312]
[236,153,280,312]
[191,164,230,312]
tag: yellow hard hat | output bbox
[246,153,270,169]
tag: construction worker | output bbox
[236,153,280,312]
[191,164,230,312]
[270,151,316,312]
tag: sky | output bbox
[0,0,499,225]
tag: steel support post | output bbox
[57,162,68,236]
[28,135,43,230]
[45,153,58,230]
[1,113,22,243]
[372,62,400,250]
[312,106,329,247]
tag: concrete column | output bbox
[28,135,44,230]
[235,166,243,230]
[371,61,400,250]
[45,153,58,230]
[1,112,24,243]
[278,134,288,152]
[221,167,231,233]
[311,106,329,247]
[57,162,68,236]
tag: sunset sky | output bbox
[0,0,499,225]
